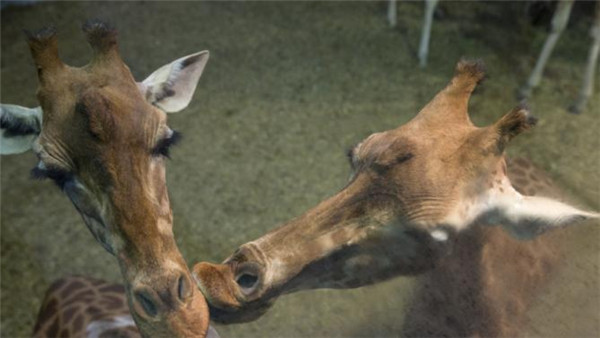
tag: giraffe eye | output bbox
[152,130,181,158]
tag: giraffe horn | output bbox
[25,26,64,73]
[82,19,119,61]
[415,59,485,125]
[493,102,537,152]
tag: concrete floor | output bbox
[1,1,598,337]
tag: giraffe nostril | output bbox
[236,273,258,291]
[134,290,158,318]
[234,261,262,296]
[177,274,192,302]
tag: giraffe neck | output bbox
[400,157,564,336]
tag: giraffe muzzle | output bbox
[131,271,194,320]
[192,261,275,324]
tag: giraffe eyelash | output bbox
[31,165,73,189]
[346,145,358,169]
[152,130,182,158]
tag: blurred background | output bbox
[1,1,598,337]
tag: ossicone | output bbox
[493,102,537,151]
[82,19,118,56]
[414,58,486,126]
[24,26,64,71]
[453,58,486,89]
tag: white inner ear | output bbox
[444,175,598,240]
[486,191,598,240]
[0,104,43,155]
[140,50,209,113]
[0,131,38,155]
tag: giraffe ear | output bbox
[479,192,598,240]
[0,104,43,155]
[139,50,209,113]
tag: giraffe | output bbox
[192,59,598,335]
[387,0,600,114]
[0,22,212,337]
[32,276,220,338]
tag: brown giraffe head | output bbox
[193,59,598,323]
[1,22,211,336]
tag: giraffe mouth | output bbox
[192,260,275,324]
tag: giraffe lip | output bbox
[192,262,243,310]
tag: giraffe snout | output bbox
[131,271,194,319]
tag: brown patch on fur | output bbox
[35,298,58,330]
[72,314,84,333]
[62,306,78,323]
[509,166,525,177]
[47,317,60,338]
[87,305,103,317]
[514,177,529,189]
[64,289,95,307]
[513,157,532,169]
[61,280,86,298]
[99,284,126,294]
[101,299,124,310]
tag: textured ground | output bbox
[1,1,599,337]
